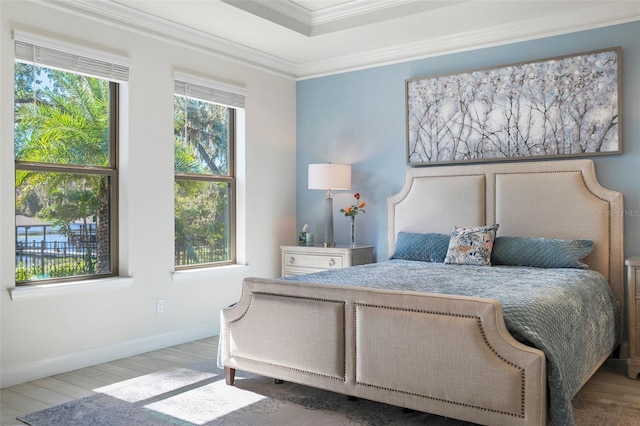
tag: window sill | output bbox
[171,263,247,283]
[9,276,134,301]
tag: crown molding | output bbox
[39,0,640,81]
[296,4,640,79]
[220,0,312,36]
[256,0,419,26]
[45,0,299,78]
[221,0,450,36]
[222,0,312,29]
[310,0,419,25]
[222,0,420,27]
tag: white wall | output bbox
[0,1,297,387]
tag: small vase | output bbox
[350,216,356,246]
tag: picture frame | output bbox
[406,47,621,166]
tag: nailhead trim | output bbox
[354,303,526,419]
[233,356,346,382]
[229,291,347,380]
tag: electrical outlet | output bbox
[156,299,164,313]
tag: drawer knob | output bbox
[328,258,335,267]
[289,256,295,265]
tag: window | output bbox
[174,75,244,269]
[14,34,128,284]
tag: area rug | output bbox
[17,361,640,426]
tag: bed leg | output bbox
[274,379,284,384]
[224,367,236,385]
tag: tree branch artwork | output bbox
[406,48,620,165]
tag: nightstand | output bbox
[625,257,640,379]
[281,245,374,276]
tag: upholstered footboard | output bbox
[220,277,547,426]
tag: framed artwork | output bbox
[406,47,621,166]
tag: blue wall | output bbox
[297,22,640,261]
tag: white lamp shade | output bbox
[308,164,351,190]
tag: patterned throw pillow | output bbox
[390,232,450,262]
[490,236,593,269]
[444,224,499,266]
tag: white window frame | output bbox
[173,72,246,270]
[11,31,130,291]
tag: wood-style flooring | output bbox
[1,337,639,425]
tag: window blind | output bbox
[174,72,246,109]
[14,31,129,83]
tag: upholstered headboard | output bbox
[387,159,624,309]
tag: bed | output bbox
[219,159,623,426]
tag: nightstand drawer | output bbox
[285,253,343,270]
[281,245,374,276]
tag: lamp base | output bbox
[324,195,335,247]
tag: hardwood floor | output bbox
[577,357,640,408]
[1,337,639,425]
[0,338,217,426]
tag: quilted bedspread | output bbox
[282,260,620,426]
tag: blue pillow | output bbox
[390,232,450,263]
[490,236,593,269]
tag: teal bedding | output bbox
[283,260,620,426]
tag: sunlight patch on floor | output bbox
[143,379,266,425]
[94,367,218,403]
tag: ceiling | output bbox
[54,0,640,79]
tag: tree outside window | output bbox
[14,61,118,283]
[174,92,235,268]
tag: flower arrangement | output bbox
[341,193,366,245]
[340,193,366,218]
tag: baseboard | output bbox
[0,321,219,389]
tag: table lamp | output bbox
[308,163,351,247]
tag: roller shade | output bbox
[174,71,245,109]
[14,31,129,82]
